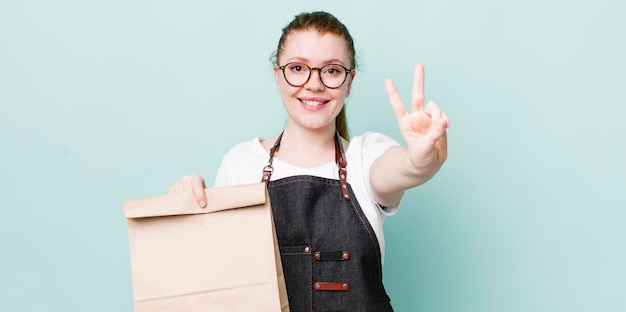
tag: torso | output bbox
[213,132,401,264]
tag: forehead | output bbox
[280,30,350,65]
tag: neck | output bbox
[272,121,337,168]
[283,121,335,147]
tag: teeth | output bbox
[302,100,324,107]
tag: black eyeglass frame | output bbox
[277,62,354,89]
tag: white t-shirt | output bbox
[213,131,401,263]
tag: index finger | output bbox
[385,78,407,120]
[191,175,207,208]
[182,174,207,208]
[411,64,425,112]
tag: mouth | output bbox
[299,98,329,109]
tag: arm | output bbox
[370,64,449,207]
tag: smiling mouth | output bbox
[300,99,328,107]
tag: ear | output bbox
[345,71,356,97]
[274,66,282,92]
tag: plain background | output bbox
[1,0,624,311]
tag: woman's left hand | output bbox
[385,64,449,177]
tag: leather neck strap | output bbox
[261,131,350,201]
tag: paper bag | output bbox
[124,183,289,311]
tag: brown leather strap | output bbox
[314,282,350,291]
[261,132,283,183]
[334,132,350,200]
[261,130,350,201]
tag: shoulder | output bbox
[221,137,267,161]
[219,137,269,170]
[348,132,400,158]
[214,137,268,187]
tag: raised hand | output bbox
[385,64,449,177]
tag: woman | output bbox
[169,11,449,311]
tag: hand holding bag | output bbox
[124,183,289,311]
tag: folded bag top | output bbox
[124,183,267,219]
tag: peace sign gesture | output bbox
[385,64,449,177]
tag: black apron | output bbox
[261,132,393,312]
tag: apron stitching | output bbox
[348,188,382,261]
[268,178,337,187]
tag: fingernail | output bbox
[199,200,206,208]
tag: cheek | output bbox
[334,86,351,101]
[278,81,299,99]
[274,69,292,94]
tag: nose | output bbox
[304,68,325,90]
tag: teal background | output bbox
[1,0,624,311]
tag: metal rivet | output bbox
[263,176,268,180]
[304,246,310,253]
[342,184,347,189]
[315,283,321,290]
[344,194,350,199]
[342,252,350,260]
[340,174,345,179]
[314,252,320,260]
[343,283,349,290]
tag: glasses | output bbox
[277,62,354,89]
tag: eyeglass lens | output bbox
[282,63,349,88]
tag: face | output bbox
[274,30,355,133]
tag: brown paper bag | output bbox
[124,183,289,311]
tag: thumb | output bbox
[425,118,448,145]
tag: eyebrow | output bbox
[285,57,347,66]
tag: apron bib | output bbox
[261,132,393,312]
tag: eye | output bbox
[323,65,344,76]
[288,63,308,73]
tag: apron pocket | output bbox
[279,244,312,310]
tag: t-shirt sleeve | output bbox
[359,132,402,215]
[212,137,268,188]
[212,154,230,188]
